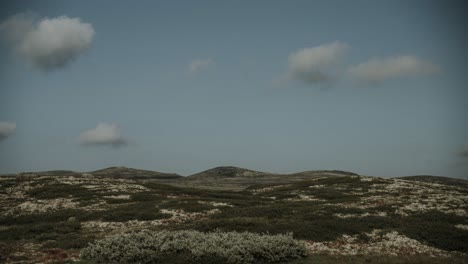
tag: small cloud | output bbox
[287,41,348,84]
[189,59,215,74]
[348,55,440,83]
[0,122,16,141]
[0,13,94,71]
[0,13,35,45]
[79,123,127,147]
[459,145,468,158]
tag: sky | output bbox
[0,0,467,178]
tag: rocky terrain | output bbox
[0,167,467,263]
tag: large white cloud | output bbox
[189,59,215,74]
[79,123,127,147]
[0,122,16,140]
[287,41,347,84]
[0,13,94,71]
[348,56,440,83]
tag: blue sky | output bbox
[0,0,467,178]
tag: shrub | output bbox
[0,219,81,241]
[100,203,171,222]
[80,230,306,264]
[159,199,215,212]
[401,211,468,253]
[42,233,96,249]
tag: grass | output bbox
[289,255,468,264]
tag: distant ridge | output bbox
[89,166,182,180]
[186,166,359,179]
[18,170,82,177]
[287,170,359,177]
[6,166,468,191]
[172,166,361,190]
[5,166,359,181]
[11,167,182,180]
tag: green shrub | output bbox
[401,211,468,253]
[0,210,74,225]
[43,233,96,249]
[159,199,215,212]
[80,230,306,264]
[100,203,171,222]
[0,220,81,241]
[131,192,164,202]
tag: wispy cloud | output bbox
[79,123,127,147]
[0,13,94,71]
[188,59,215,74]
[348,55,440,83]
[0,122,16,141]
[459,144,468,158]
[287,41,348,84]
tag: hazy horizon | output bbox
[1,0,467,179]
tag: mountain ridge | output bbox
[4,166,467,186]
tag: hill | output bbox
[89,166,182,180]
[175,166,360,190]
[186,166,269,179]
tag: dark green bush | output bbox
[43,233,96,249]
[100,203,170,222]
[27,183,95,200]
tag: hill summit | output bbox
[187,166,269,179]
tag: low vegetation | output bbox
[80,230,306,264]
[0,168,467,263]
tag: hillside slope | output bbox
[1,171,467,263]
[396,175,468,189]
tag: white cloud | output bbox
[0,122,16,140]
[287,41,348,84]
[189,59,215,74]
[0,13,94,71]
[79,123,127,147]
[348,56,440,83]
